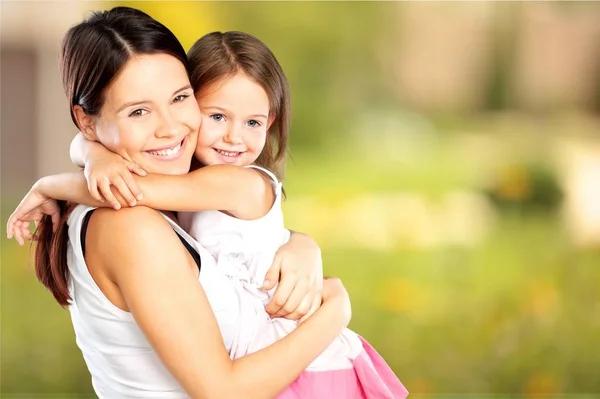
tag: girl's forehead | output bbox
[197,72,270,111]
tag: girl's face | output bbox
[194,72,274,167]
[86,54,201,175]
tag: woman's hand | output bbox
[84,145,146,209]
[321,277,351,324]
[6,183,60,245]
[263,231,324,322]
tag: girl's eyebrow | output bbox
[201,105,267,119]
[248,114,268,120]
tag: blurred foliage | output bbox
[485,164,563,214]
[3,1,600,398]
[3,117,600,396]
[483,2,521,111]
[117,1,391,151]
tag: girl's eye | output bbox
[210,114,225,122]
[247,119,261,128]
[129,109,148,118]
[173,94,190,103]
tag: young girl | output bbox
[9,31,408,398]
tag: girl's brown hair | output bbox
[36,7,188,306]
[188,31,291,180]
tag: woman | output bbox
[8,7,351,398]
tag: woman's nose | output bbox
[156,111,180,138]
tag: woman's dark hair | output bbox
[188,31,291,181]
[36,6,188,306]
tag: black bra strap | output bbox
[80,209,201,271]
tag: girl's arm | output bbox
[72,132,268,219]
[70,132,146,205]
[92,207,350,399]
[70,132,93,168]
[72,132,271,219]
[136,165,274,220]
[34,172,127,209]
[32,167,272,221]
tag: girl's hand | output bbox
[263,232,324,322]
[6,185,60,246]
[84,149,146,210]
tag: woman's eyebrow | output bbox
[117,85,193,112]
[173,84,193,94]
[117,99,149,113]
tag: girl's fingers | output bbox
[122,171,144,202]
[88,177,104,202]
[128,162,147,177]
[99,177,120,210]
[14,226,24,246]
[112,176,137,207]
[6,216,15,239]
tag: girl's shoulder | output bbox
[244,165,282,198]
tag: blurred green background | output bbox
[2,1,600,398]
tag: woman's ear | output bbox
[73,105,98,141]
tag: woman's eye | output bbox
[247,120,261,128]
[129,109,147,117]
[210,114,225,122]
[173,94,190,103]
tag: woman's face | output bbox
[91,53,200,175]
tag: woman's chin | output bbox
[142,157,192,175]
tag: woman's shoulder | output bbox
[83,207,196,273]
[79,206,179,252]
[91,206,172,232]
[68,204,166,224]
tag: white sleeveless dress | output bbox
[179,166,363,366]
[177,166,408,399]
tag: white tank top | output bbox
[66,205,241,398]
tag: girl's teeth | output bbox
[218,150,239,157]
[149,142,181,156]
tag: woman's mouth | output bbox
[146,136,187,160]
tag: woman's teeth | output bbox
[149,142,182,156]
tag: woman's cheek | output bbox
[186,103,202,130]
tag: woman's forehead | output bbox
[104,54,190,111]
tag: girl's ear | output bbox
[73,105,98,141]
[267,114,276,131]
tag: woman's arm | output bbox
[92,207,350,399]
[263,231,323,322]
[9,177,324,323]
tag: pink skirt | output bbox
[276,336,408,399]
